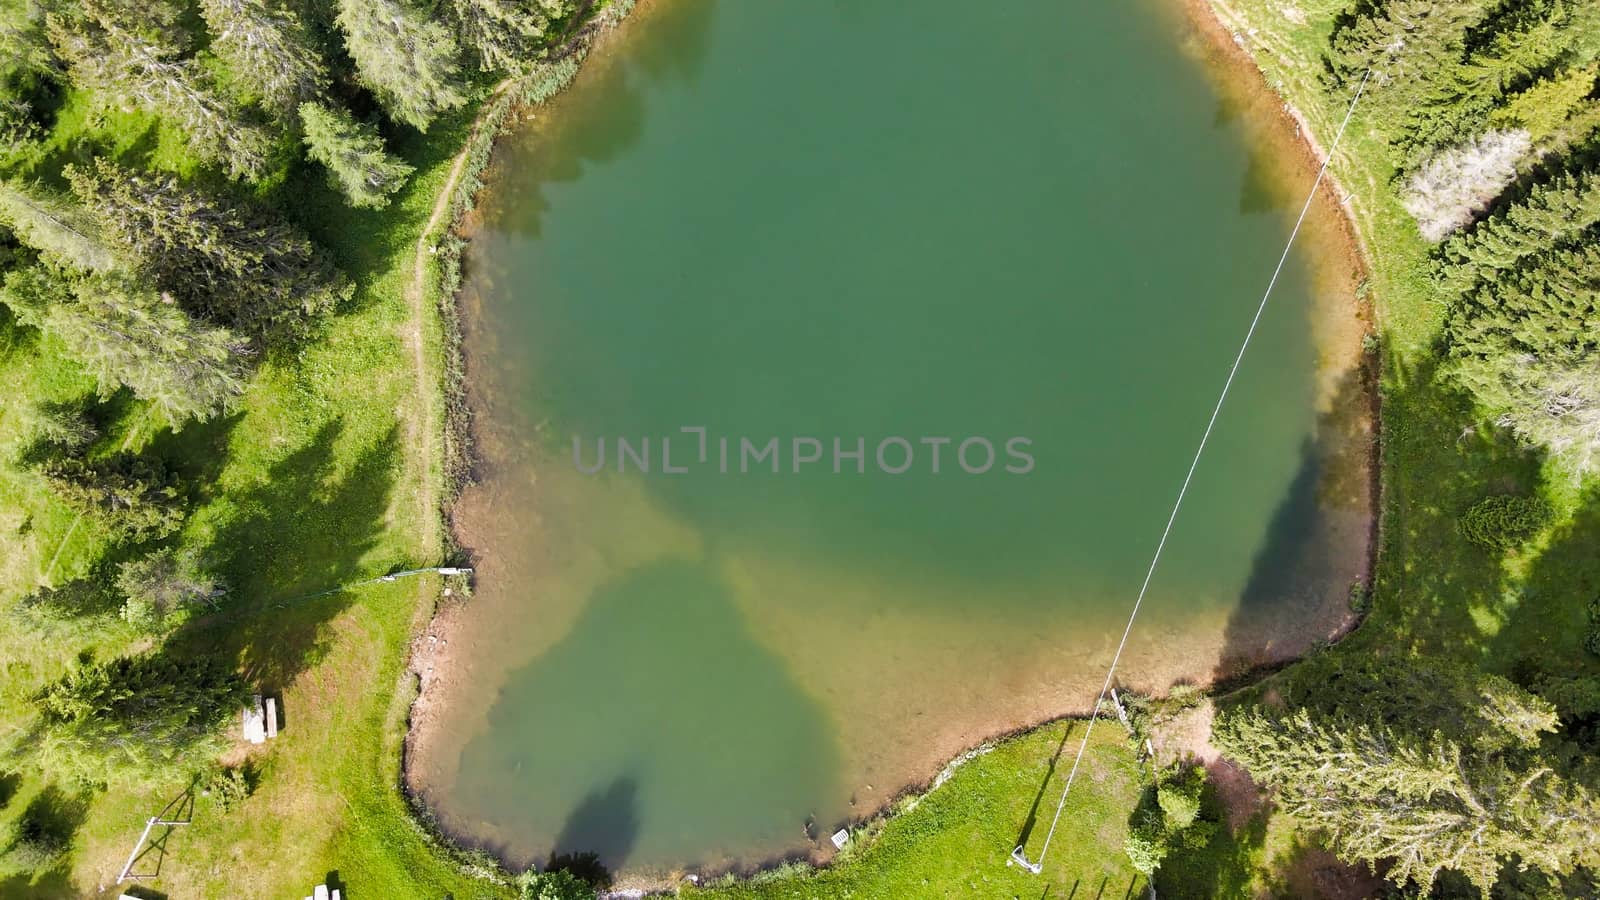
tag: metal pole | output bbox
[116,817,159,883]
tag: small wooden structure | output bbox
[306,884,343,900]
[242,694,267,744]
[830,828,849,849]
[243,694,280,744]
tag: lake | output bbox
[408,0,1372,882]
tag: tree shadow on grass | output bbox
[1152,777,1266,900]
[1217,352,1544,691]
[1495,485,1600,671]
[0,785,89,898]
[167,418,399,691]
[1011,720,1075,854]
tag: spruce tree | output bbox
[0,264,250,427]
[0,179,116,271]
[36,451,186,542]
[1488,358,1600,477]
[117,547,221,630]
[46,0,273,179]
[446,0,570,74]
[68,160,348,340]
[34,653,246,785]
[1213,703,1597,893]
[1437,165,1600,293]
[335,0,467,131]
[299,102,415,209]
[199,0,328,114]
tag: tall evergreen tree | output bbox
[117,547,221,630]
[1214,702,1598,893]
[67,160,348,340]
[0,180,116,271]
[0,0,56,77]
[199,0,328,115]
[1490,358,1600,476]
[335,0,466,131]
[35,451,186,542]
[299,101,415,209]
[34,653,246,785]
[0,264,250,426]
[446,0,570,74]
[1437,164,1600,293]
[47,0,273,178]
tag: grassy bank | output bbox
[689,723,1145,900]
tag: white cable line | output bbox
[1019,66,1374,874]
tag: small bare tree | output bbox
[1403,129,1530,242]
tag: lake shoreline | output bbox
[404,0,1384,890]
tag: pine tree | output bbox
[299,102,415,209]
[1491,63,1600,140]
[117,547,221,630]
[34,652,246,785]
[0,264,250,427]
[1490,358,1600,477]
[68,159,349,340]
[1437,165,1600,293]
[47,0,273,179]
[0,179,116,271]
[0,0,56,77]
[199,0,328,115]
[335,0,467,131]
[1214,704,1597,893]
[35,451,186,542]
[446,0,570,74]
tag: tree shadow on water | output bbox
[1212,365,1376,683]
[548,775,638,881]
[475,0,719,243]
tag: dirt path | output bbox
[402,77,515,556]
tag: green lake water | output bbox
[413,0,1372,880]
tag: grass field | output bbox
[690,723,1146,900]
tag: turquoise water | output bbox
[416,0,1370,878]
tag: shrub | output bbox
[1458,495,1553,550]
[1157,766,1205,831]
[518,868,596,900]
[1123,811,1168,876]
[1349,579,1372,614]
[204,766,253,813]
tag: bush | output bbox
[1123,811,1168,876]
[518,868,596,900]
[204,766,253,813]
[1157,766,1205,831]
[1349,579,1372,615]
[1458,495,1553,550]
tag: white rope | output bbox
[1019,66,1374,874]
